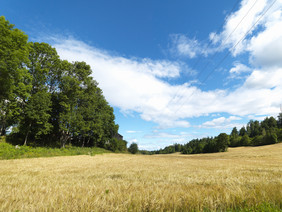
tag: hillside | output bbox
[0,143,281,211]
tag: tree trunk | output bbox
[0,125,5,136]
[24,123,31,145]
[0,119,6,136]
[87,137,90,146]
[60,130,70,148]
[81,137,85,147]
[60,130,66,148]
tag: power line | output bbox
[196,0,258,81]
[164,0,241,109]
[201,0,277,84]
[172,0,278,116]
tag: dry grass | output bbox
[0,144,281,211]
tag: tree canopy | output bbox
[0,16,125,151]
[141,115,282,155]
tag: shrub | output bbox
[128,143,138,154]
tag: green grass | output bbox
[0,138,110,160]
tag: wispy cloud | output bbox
[200,116,243,129]
[46,36,282,128]
[169,34,214,58]
[42,0,282,130]
[143,131,192,147]
[210,0,282,57]
[126,130,142,134]
[229,62,251,79]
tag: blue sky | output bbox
[1,0,282,150]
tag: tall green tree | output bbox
[2,17,120,148]
[229,127,240,147]
[240,134,251,146]
[55,61,118,148]
[0,16,30,101]
[246,120,260,137]
[215,133,229,152]
[21,90,52,145]
[28,42,60,94]
[0,16,31,135]
[230,127,239,137]
[239,126,247,136]
[17,42,59,145]
[261,117,277,131]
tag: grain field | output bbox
[0,143,281,211]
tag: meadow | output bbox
[0,143,281,211]
[0,142,110,160]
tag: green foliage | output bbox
[139,150,155,155]
[240,135,251,146]
[155,114,282,156]
[0,16,29,101]
[182,146,192,154]
[216,133,229,152]
[154,143,184,154]
[276,128,282,141]
[128,143,138,154]
[246,120,261,137]
[230,127,239,138]
[0,141,110,160]
[277,113,282,128]
[230,136,241,147]
[263,130,277,145]
[1,17,120,150]
[105,138,127,152]
[20,90,52,145]
[0,16,31,136]
[1,17,282,156]
[239,126,247,136]
[232,116,282,147]
[252,135,264,146]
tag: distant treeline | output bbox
[0,16,127,151]
[140,115,282,155]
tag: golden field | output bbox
[0,143,281,211]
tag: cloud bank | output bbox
[45,0,282,130]
[50,37,281,128]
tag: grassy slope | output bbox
[0,143,281,211]
[0,139,110,160]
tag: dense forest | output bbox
[140,115,282,155]
[0,16,127,151]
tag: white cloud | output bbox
[144,132,186,139]
[230,62,251,74]
[47,28,282,128]
[24,0,282,151]
[126,130,142,134]
[248,11,282,67]
[51,37,194,128]
[170,34,213,58]
[229,62,251,79]
[143,131,191,146]
[129,138,138,144]
[171,34,199,58]
[201,116,242,129]
[244,67,282,89]
[210,0,282,57]
[210,0,268,55]
[247,114,269,121]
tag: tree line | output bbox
[140,115,282,155]
[0,16,127,151]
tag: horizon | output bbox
[1,0,282,150]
